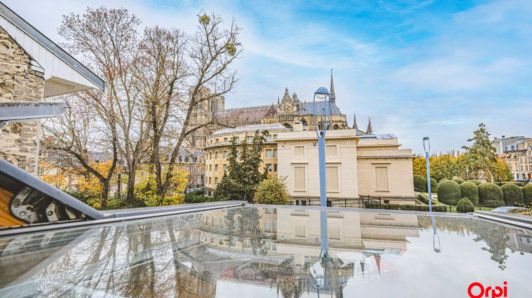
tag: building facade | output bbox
[205,127,416,205]
[493,136,532,181]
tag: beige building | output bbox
[493,136,532,181]
[205,127,415,204]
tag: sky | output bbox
[4,0,532,154]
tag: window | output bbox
[209,177,212,184]
[326,166,339,192]
[215,151,219,159]
[215,177,218,184]
[375,166,389,191]
[294,166,306,191]
[224,137,228,143]
[294,146,304,156]
[273,134,278,139]
[266,164,273,172]
[274,164,278,171]
[223,151,228,158]
[265,149,274,158]
[215,164,218,172]
[223,164,228,174]
[246,136,253,143]
[295,225,306,237]
[209,164,212,171]
[326,145,337,157]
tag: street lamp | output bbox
[423,137,433,213]
[313,86,331,260]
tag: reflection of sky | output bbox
[1,208,531,297]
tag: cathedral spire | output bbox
[329,68,336,104]
[352,113,359,130]
[366,117,373,135]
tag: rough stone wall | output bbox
[0,26,45,174]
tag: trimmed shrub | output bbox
[365,203,448,212]
[501,183,524,206]
[437,180,462,205]
[522,184,532,205]
[439,178,449,184]
[452,177,465,185]
[254,176,289,205]
[430,178,438,193]
[478,183,504,207]
[469,180,482,185]
[413,175,426,192]
[417,193,438,205]
[456,198,475,213]
[460,181,479,205]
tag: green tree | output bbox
[522,184,532,205]
[462,123,497,180]
[437,180,461,205]
[413,156,426,177]
[254,176,289,204]
[501,183,524,206]
[431,154,457,181]
[478,183,504,207]
[460,181,479,205]
[413,175,426,192]
[493,158,513,182]
[456,198,475,213]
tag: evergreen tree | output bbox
[462,123,497,180]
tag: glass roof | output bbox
[0,206,530,297]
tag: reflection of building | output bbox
[205,129,415,204]
[0,3,105,173]
[493,136,532,181]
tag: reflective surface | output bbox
[0,206,531,297]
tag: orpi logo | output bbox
[467,281,508,298]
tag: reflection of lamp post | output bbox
[423,137,433,213]
[313,86,331,259]
[423,137,441,253]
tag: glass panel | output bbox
[0,206,531,297]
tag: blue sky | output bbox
[5,0,532,154]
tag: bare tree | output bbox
[152,14,241,198]
[44,8,241,205]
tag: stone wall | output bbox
[0,26,45,174]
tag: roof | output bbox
[0,102,65,123]
[213,105,273,126]
[0,2,105,94]
[296,101,342,116]
[212,123,289,136]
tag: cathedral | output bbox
[187,71,374,149]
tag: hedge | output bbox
[417,193,438,205]
[414,175,426,192]
[523,184,532,205]
[456,198,475,213]
[430,178,438,193]
[460,181,479,205]
[469,180,482,185]
[478,183,504,207]
[365,203,448,212]
[437,180,462,205]
[501,183,524,206]
[452,177,465,185]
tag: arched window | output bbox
[300,118,308,126]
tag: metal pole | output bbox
[424,137,433,213]
[318,134,329,256]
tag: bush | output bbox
[456,198,475,213]
[478,183,504,207]
[417,193,438,205]
[185,190,217,203]
[460,182,479,205]
[437,180,462,205]
[452,177,465,185]
[414,175,426,192]
[430,178,438,193]
[501,183,524,206]
[365,203,448,212]
[254,177,289,205]
[469,180,482,185]
[523,184,532,205]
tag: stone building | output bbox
[205,128,416,205]
[493,136,532,181]
[0,2,104,173]
[187,71,361,150]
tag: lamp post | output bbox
[313,86,331,260]
[423,137,433,213]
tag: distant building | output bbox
[493,136,532,181]
[204,126,415,205]
[0,2,105,173]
